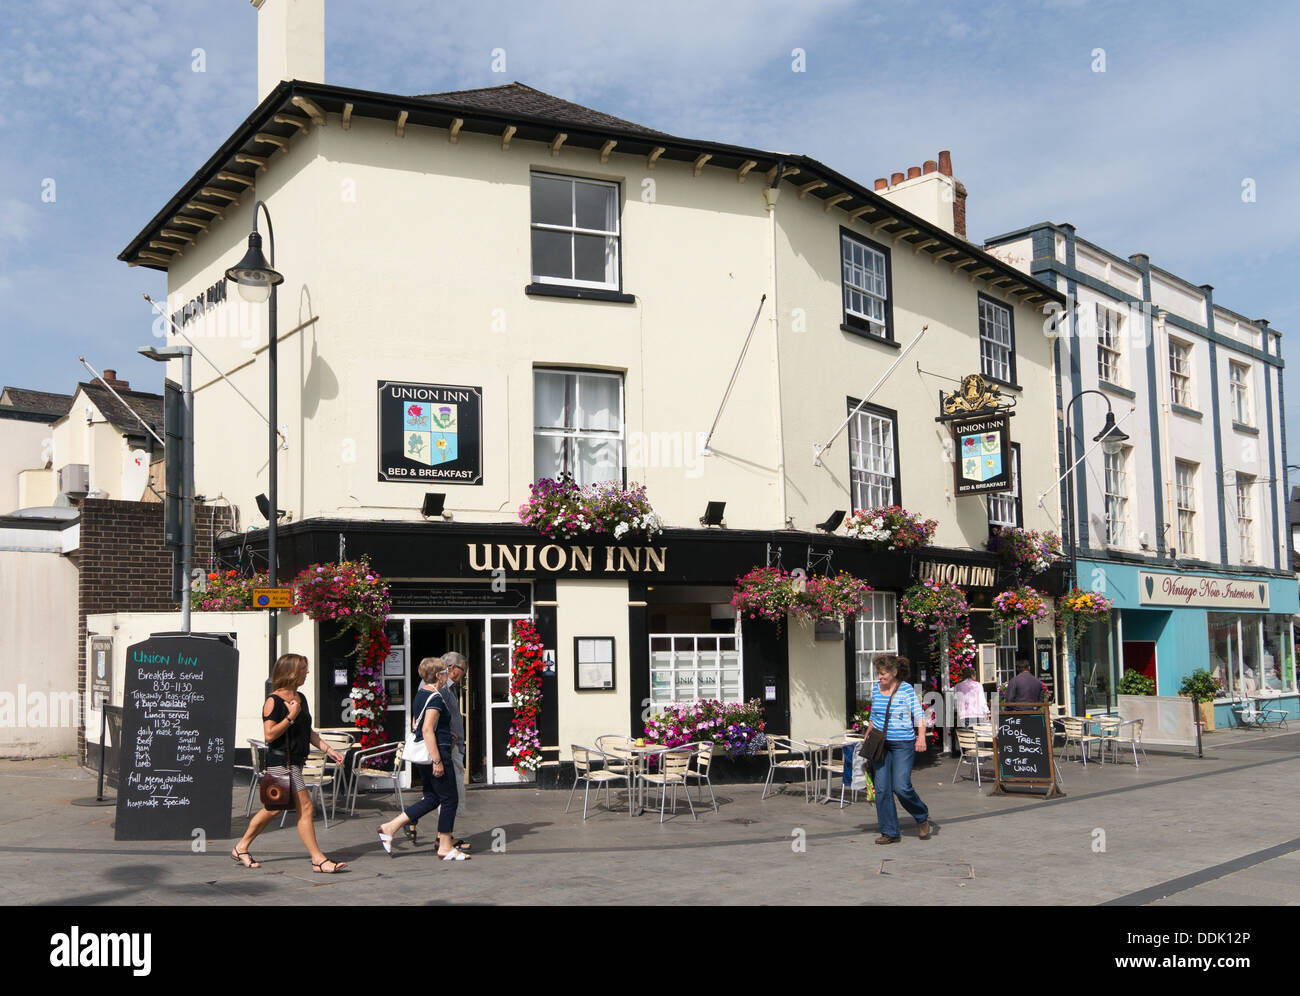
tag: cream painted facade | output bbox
[47,388,154,503]
[125,76,1067,779]
[158,119,1057,550]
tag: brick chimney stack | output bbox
[95,369,131,391]
[872,149,968,238]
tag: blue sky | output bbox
[2,0,1298,449]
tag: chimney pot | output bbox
[890,172,905,186]
[938,150,953,176]
[923,160,937,174]
[102,369,116,381]
[874,178,888,191]
[907,166,922,180]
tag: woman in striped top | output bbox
[866,654,933,844]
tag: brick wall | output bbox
[76,499,232,763]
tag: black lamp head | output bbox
[225,230,283,304]
[1094,410,1130,454]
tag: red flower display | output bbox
[506,619,544,774]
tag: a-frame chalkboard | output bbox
[991,702,1063,797]
[115,633,239,841]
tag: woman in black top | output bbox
[231,653,348,872]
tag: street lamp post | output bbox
[138,344,194,633]
[1063,390,1129,714]
[225,202,283,684]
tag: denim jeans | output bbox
[871,739,929,838]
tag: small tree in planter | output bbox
[1179,668,1222,732]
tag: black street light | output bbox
[1063,390,1130,714]
[226,202,283,686]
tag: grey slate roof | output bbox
[412,82,673,138]
[76,383,164,440]
[0,387,74,417]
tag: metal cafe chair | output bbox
[345,741,405,816]
[245,739,268,817]
[565,745,631,820]
[682,740,719,813]
[953,727,994,787]
[762,735,813,802]
[636,747,698,823]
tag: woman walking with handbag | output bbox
[231,653,348,872]
[865,655,933,845]
[377,658,469,861]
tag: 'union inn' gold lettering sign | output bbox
[467,543,668,574]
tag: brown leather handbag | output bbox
[862,689,898,764]
[259,696,294,810]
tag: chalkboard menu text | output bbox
[992,703,1063,797]
[115,633,239,841]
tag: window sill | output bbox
[1232,422,1259,436]
[982,375,1022,393]
[525,283,636,304]
[1170,403,1203,420]
[1098,380,1136,399]
[840,325,899,347]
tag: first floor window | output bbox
[1104,447,1129,546]
[1235,474,1256,563]
[533,369,624,485]
[988,444,1021,528]
[1175,460,1197,556]
[855,592,898,701]
[847,402,898,510]
[530,172,620,289]
[995,622,1019,688]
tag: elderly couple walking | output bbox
[377,652,471,862]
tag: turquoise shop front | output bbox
[1070,560,1298,724]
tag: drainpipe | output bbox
[764,164,789,530]
[1155,308,1176,554]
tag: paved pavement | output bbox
[2,726,1297,906]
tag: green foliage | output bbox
[1117,668,1155,696]
[1178,668,1222,701]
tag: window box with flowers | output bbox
[843,506,937,552]
[518,475,663,541]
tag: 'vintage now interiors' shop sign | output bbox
[378,380,483,485]
[1138,571,1270,609]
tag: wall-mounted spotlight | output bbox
[816,510,846,533]
[254,493,285,521]
[422,492,452,520]
[700,501,726,527]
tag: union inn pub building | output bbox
[93,3,1078,784]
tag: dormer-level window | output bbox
[840,232,892,341]
[530,173,620,290]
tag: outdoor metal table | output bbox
[804,735,861,804]
[615,743,666,816]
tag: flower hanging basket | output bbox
[899,579,970,656]
[991,585,1050,632]
[986,527,1063,578]
[1056,588,1113,652]
[731,567,870,633]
